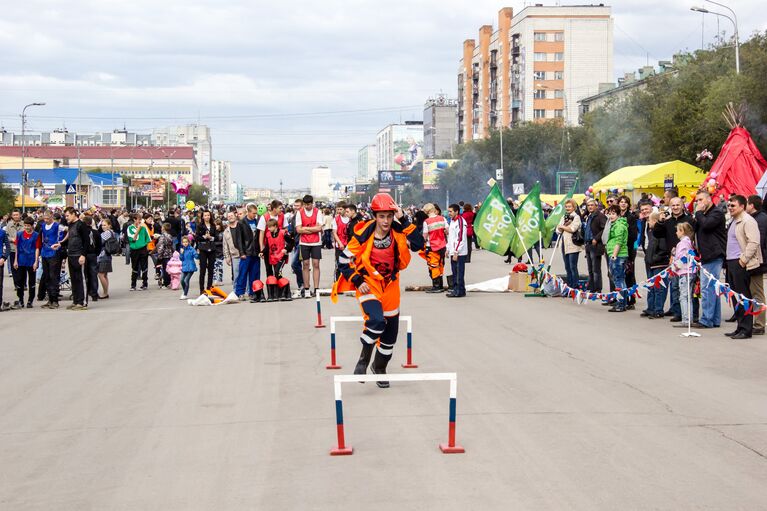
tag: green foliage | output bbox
[0,176,14,216]
[168,184,210,208]
[432,31,767,204]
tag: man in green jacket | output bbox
[126,213,151,290]
[605,205,628,312]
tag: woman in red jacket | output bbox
[461,203,476,263]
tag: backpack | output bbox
[105,234,121,255]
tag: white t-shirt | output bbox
[256,213,289,231]
[295,207,325,246]
[332,215,351,249]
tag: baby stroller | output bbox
[59,269,73,301]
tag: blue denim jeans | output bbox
[646,266,668,315]
[699,258,723,327]
[291,246,304,289]
[235,256,261,297]
[563,251,580,289]
[609,256,627,305]
[668,276,682,318]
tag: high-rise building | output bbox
[457,5,613,143]
[376,121,423,171]
[152,124,212,185]
[423,95,457,158]
[210,160,232,202]
[357,144,377,182]
[311,165,332,200]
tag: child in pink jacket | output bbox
[166,251,183,290]
[674,222,696,326]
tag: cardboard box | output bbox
[508,272,532,293]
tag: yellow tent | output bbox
[591,160,707,203]
[14,195,45,208]
[518,193,586,206]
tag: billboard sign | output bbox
[131,178,166,200]
[422,159,456,190]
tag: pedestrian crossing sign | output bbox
[66,184,77,194]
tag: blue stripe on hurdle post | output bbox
[315,292,326,328]
[330,399,353,455]
[326,323,341,369]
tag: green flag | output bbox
[473,184,517,256]
[542,181,577,246]
[510,182,544,258]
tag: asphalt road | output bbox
[1,248,766,510]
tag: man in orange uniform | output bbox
[421,203,448,293]
[332,193,415,388]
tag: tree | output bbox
[0,176,14,216]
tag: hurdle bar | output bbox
[330,372,464,456]
[327,316,417,370]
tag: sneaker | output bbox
[40,302,52,309]
[49,302,59,309]
[70,304,87,311]
[669,316,683,323]
[130,287,137,292]
[179,294,187,300]
[26,303,33,309]
[139,285,148,291]
[299,288,306,299]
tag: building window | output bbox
[554,71,564,80]
[534,52,547,62]
[534,71,546,80]
[555,32,565,42]
[533,89,546,99]
[554,110,564,118]
[534,32,547,42]
[554,52,564,61]
[102,189,120,205]
[534,109,546,119]
[554,89,565,99]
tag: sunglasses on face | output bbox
[727,204,737,208]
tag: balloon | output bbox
[625,183,634,191]
[185,200,195,211]
[618,188,624,194]
[710,172,718,178]
[436,161,448,169]
[394,154,405,165]
[257,204,267,216]
[588,186,593,192]
[708,178,716,186]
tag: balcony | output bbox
[490,90,497,100]
[490,51,498,69]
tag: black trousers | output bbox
[68,256,86,306]
[14,266,35,304]
[466,234,473,263]
[727,259,753,336]
[39,256,62,302]
[130,247,149,288]
[198,250,215,293]
[625,248,637,305]
[586,243,604,293]
[85,253,99,299]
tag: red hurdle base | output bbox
[326,364,342,370]
[401,363,419,368]
[330,447,354,456]
[439,443,466,454]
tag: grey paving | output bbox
[1,248,766,510]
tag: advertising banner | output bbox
[422,159,456,190]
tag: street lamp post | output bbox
[691,1,739,73]
[20,102,46,214]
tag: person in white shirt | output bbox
[295,194,325,296]
[446,204,468,298]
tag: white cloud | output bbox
[0,0,764,188]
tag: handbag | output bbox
[571,226,585,246]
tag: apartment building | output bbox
[210,160,232,202]
[423,95,457,158]
[457,4,613,143]
[357,144,377,182]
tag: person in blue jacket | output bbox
[13,217,41,308]
[178,235,198,299]
[38,210,65,308]
[0,225,10,311]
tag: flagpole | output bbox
[547,232,563,272]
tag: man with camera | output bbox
[655,197,693,322]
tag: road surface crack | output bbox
[585,371,675,414]
[701,425,767,462]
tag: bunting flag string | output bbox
[528,250,767,316]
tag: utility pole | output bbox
[20,102,46,214]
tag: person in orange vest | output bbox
[421,203,448,293]
[332,193,415,388]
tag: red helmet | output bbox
[371,193,398,212]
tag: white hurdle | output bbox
[327,316,417,370]
[330,372,464,455]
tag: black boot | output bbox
[354,343,375,377]
[266,284,277,302]
[280,284,293,301]
[370,350,392,388]
[250,289,266,303]
[425,277,443,293]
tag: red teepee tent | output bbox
[702,117,767,204]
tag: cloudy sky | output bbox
[1,0,764,189]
